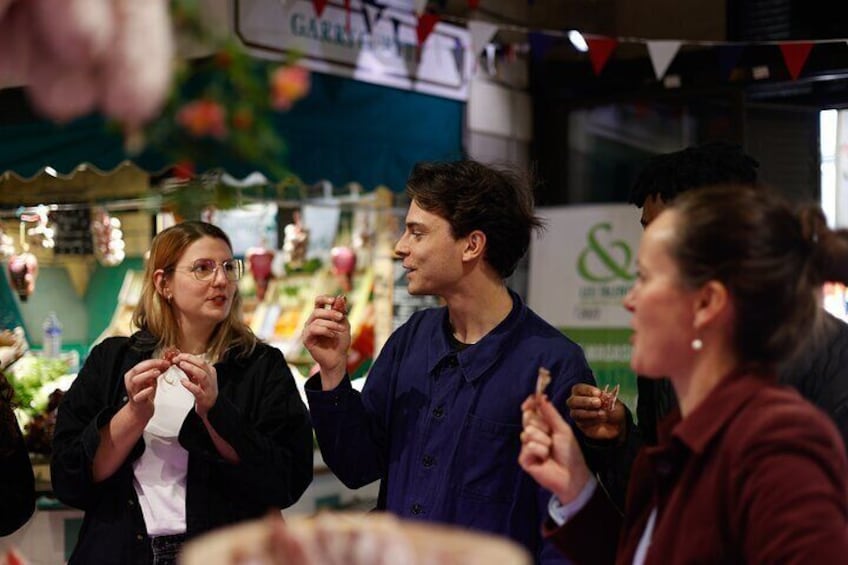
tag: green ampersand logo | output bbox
[578,223,636,282]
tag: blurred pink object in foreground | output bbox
[0,0,173,130]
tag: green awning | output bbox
[0,72,464,192]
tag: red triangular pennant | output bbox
[344,0,351,32]
[779,42,813,80]
[417,13,440,47]
[312,0,328,18]
[586,36,618,76]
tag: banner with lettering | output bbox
[235,0,472,101]
[528,204,642,410]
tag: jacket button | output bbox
[136,534,144,541]
[446,356,458,368]
[422,455,435,468]
[128,499,134,507]
[432,406,444,419]
[411,503,423,515]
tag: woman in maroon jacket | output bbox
[520,185,848,564]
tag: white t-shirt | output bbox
[132,363,195,536]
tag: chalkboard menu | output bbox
[391,259,440,331]
[51,207,93,255]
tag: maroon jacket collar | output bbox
[655,370,777,456]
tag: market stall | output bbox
[0,167,416,562]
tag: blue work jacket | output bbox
[307,291,595,563]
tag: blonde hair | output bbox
[132,221,258,361]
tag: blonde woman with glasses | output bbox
[52,221,313,565]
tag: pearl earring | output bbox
[691,338,703,351]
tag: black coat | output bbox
[0,416,35,535]
[51,333,313,565]
[779,312,848,450]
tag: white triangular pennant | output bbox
[468,20,498,56]
[646,40,681,79]
[364,4,383,29]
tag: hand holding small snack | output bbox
[598,384,620,413]
[535,367,551,400]
[304,294,352,389]
[324,295,347,314]
[162,346,181,365]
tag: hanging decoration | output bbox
[586,36,619,76]
[718,45,745,80]
[7,221,39,302]
[90,207,126,267]
[433,1,848,86]
[0,222,15,258]
[312,0,329,18]
[779,42,815,81]
[330,246,357,292]
[468,20,498,57]
[246,241,275,301]
[416,12,440,48]
[281,211,310,272]
[646,40,682,80]
[20,206,54,250]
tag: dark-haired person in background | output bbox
[523,185,848,563]
[304,160,596,563]
[0,371,35,536]
[570,142,848,511]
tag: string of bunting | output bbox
[309,0,845,83]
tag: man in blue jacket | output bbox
[303,159,596,563]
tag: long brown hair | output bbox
[132,221,258,361]
[669,185,848,370]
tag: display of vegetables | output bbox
[7,356,75,454]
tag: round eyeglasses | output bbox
[171,258,244,282]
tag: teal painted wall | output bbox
[12,266,88,348]
[0,258,143,362]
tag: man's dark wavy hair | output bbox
[629,142,760,207]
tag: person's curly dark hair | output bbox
[629,142,760,208]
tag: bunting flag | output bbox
[718,45,745,80]
[417,12,440,47]
[311,0,328,18]
[362,1,386,33]
[780,42,814,80]
[298,0,837,88]
[468,20,498,56]
[646,40,682,79]
[344,0,351,32]
[452,37,464,74]
[586,36,618,75]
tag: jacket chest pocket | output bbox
[455,414,521,503]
